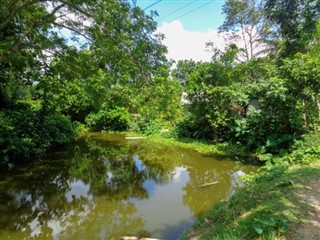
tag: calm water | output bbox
[0,133,256,239]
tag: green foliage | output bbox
[134,69,183,125]
[0,0,181,167]
[264,0,320,56]
[74,122,90,138]
[171,59,200,87]
[179,52,320,158]
[0,102,75,168]
[185,164,320,240]
[280,132,320,164]
[85,107,132,131]
[42,114,76,145]
[138,119,163,136]
[184,60,238,140]
[174,116,216,139]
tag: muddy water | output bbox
[0,133,256,239]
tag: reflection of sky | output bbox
[229,170,247,197]
[27,203,93,239]
[141,167,188,197]
[130,166,192,239]
[24,180,94,238]
[0,134,257,239]
[65,180,93,202]
[173,167,187,183]
[134,155,146,173]
[142,179,157,196]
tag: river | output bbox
[0,133,256,239]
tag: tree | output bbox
[0,0,180,167]
[219,0,271,61]
[171,60,200,86]
[182,61,236,139]
[281,53,320,129]
[264,0,320,56]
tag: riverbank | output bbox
[144,132,320,239]
[182,163,320,240]
[147,136,250,161]
[90,131,319,239]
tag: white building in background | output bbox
[181,92,191,105]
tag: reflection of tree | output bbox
[181,152,251,216]
[133,141,181,183]
[0,134,182,239]
[69,138,150,199]
[59,199,147,239]
[0,159,87,239]
[182,165,232,215]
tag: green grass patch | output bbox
[148,136,249,160]
[183,163,320,240]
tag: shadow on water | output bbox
[0,133,257,239]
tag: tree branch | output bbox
[58,0,94,18]
[0,0,51,32]
[53,22,93,43]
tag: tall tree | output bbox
[171,60,200,86]
[264,0,320,56]
[219,0,270,61]
[0,0,180,167]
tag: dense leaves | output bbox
[0,101,75,166]
[0,0,182,168]
[264,0,320,56]
[2,0,320,168]
[174,34,320,160]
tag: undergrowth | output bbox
[148,135,249,161]
[182,131,320,239]
[183,164,320,239]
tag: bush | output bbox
[43,115,76,145]
[139,119,163,136]
[281,132,320,164]
[0,111,18,167]
[85,107,132,131]
[73,121,89,138]
[0,102,75,168]
[174,116,216,140]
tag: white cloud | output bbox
[156,20,226,62]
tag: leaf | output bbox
[265,160,273,170]
[258,218,276,226]
[253,223,263,235]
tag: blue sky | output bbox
[136,0,227,62]
[137,0,225,32]
[57,1,227,61]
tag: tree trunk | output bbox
[316,95,320,121]
[302,100,307,128]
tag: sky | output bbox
[136,0,227,62]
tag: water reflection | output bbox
[0,133,256,239]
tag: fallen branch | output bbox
[199,181,219,187]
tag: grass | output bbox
[146,132,320,239]
[147,135,249,161]
[137,131,320,239]
[86,129,319,239]
[182,163,320,240]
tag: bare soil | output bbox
[289,179,320,240]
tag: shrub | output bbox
[73,121,89,138]
[281,132,320,164]
[43,115,76,145]
[85,107,132,131]
[174,116,216,140]
[139,119,163,136]
[0,102,75,168]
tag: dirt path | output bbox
[289,179,320,240]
